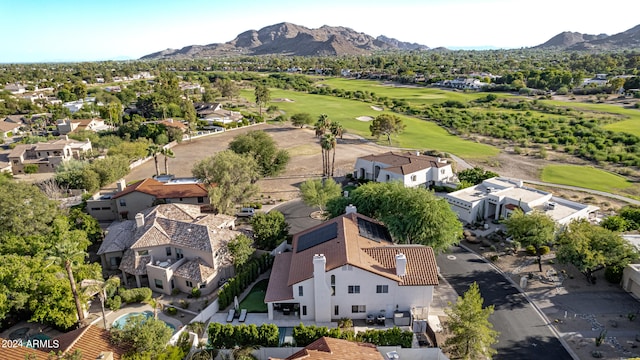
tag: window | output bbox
[166,247,172,256]
[331,275,336,296]
[334,305,339,316]
[137,250,148,256]
[198,197,204,203]
[119,199,126,207]
[154,279,163,289]
[351,305,366,313]
[376,285,389,293]
[298,286,304,297]
[411,175,417,181]
[302,306,307,316]
[385,174,390,181]
[441,169,445,174]
[176,248,184,259]
[200,283,206,289]
[348,285,360,294]
[186,280,193,288]
[109,257,121,267]
[179,198,183,201]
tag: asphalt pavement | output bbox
[272,199,322,234]
[438,246,574,360]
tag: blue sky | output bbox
[1,0,638,63]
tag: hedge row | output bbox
[208,323,279,348]
[218,253,273,309]
[293,323,413,348]
[119,287,152,303]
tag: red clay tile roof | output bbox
[282,337,383,360]
[285,212,438,287]
[113,178,209,199]
[265,252,294,302]
[1,325,128,360]
[359,151,448,175]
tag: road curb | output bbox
[458,243,580,360]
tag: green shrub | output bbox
[107,295,121,311]
[172,288,180,295]
[490,254,500,262]
[538,246,551,255]
[525,245,536,256]
[605,265,624,284]
[338,318,353,329]
[120,287,152,303]
[179,299,190,309]
[166,306,178,315]
[191,287,201,299]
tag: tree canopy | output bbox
[504,209,556,271]
[251,211,289,250]
[110,314,174,358]
[192,150,260,214]
[290,112,314,128]
[254,84,270,115]
[556,219,638,283]
[444,282,499,360]
[228,130,290,177]
[327,181,462,251]
[228,234,255,267]
[300,178,342,212]
[369,114,405,145]
[457,167,499,186]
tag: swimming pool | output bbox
[112,311,177,333]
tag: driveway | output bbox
[438,246,573,360]
[272,199,322,235]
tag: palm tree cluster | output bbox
[314,114,344,177]
[147,145,175,176]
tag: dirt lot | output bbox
[124,123,389,201]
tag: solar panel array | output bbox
[357,218,392,243]
[296,222,338,252]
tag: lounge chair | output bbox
[239,309,247,322]
[226,309,235,322]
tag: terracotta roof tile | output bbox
[113,179,209,200]
[286,213,438,287]
[283,337,383,360]
[265,252,294,302]
[359,151,448,175]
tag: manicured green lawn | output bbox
[319,78,492,106]
[242,89,498,158]
[238,279,268,313]
[540,99,640,137]
[540,165,633,193]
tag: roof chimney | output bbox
[345,204,357,214]
[116,178,126,192]
[313,254,326,275]
[415,151,420,156]
[395,253,407,277]
[135,213,145,228]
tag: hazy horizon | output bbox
[2,0,638,63]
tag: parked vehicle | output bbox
[236,207,255,217]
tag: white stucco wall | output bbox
[294,265,434,322]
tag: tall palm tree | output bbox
[161,148,175,175]
[82,276,120,329]
[320,134,335,177]
[314,114,331,138]
[330,121,345,139]
[145,297,162,320]
[146,144,161,176]
[46,241,88,324]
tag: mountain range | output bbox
[140,22,640,60]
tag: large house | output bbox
[56,118,110,135]
[87,178,210,221]
[264,206,439,322]
[97,203,237,295]
[8,137,92,174]
[445,177,598,225]
[195,102,243,125]
[354,152,455,188]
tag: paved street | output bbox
[438,246,573,360]
[273,198,323,234]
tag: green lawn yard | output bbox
[242,89,498,158]
[541,165,634,193]
[238,279,268,313]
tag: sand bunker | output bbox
[371,106,383,111]
[356,116,374,122]
[272,98,295,102]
